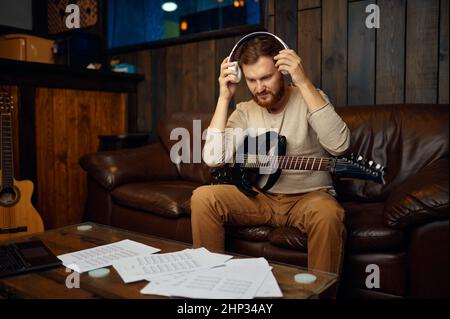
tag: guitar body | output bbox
[212,132,286,197]
[0,178,44,240]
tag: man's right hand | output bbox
[218,57,240,101]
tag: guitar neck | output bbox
[1,113,14,188]
[236,155,334,171]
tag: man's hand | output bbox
[275,49,327,113]
[218,57,240,102]
[274,49,309,86]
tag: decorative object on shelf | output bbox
[47,0,98,34]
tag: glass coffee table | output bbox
[0,223,337,299]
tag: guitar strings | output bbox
[233,154,333,170]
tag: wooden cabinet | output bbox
[35,89,127,228]
[0,59,143,229]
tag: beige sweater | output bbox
[203,86,351,194]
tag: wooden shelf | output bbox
[0,58,144,92]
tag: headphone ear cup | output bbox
[227,63,242,83]
[235,65,242,82]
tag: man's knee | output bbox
[307,194,345,227]
[191,185,231,215]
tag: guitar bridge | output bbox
[0,226,28,234]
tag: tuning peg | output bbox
[368,161,374,167]
[357,155,363,162]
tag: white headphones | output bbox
[227,31,290,82]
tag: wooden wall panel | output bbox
[35,89,127,228]
[182,42,199,112]
[136,50,152,132]
[439,0,449,104]
[151,48,166,138]
[166,45,183,113]
[322,0,347,106]
[298,0,321,10]
[267,14,275,33]
[268,0,275,15]
[406,0,440,103]
[376,0,406,104]
[197,40,216,112]
[215,37,236,106]
[275,0,298,49]
[298,8,322,88]
[348,0,376,105]
[35,89,55,229]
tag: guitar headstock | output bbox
[0,91,14,114]
[334,153,386,184]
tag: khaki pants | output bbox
[190,185,346,275]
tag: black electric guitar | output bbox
[211,132,385,197]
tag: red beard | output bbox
[253,85,285,110]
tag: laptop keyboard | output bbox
[0,244,29,274]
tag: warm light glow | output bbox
[161,2,177,12]
[180,21,188,31]
[233,0,239,7]
[240,0,245,6]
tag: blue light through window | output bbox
[108,0,261,48]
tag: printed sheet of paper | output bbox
[113,248,232,283]
[255,270,283,298]
[57,239,160,273]
[141,258,278,299]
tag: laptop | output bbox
[0,239,62,278]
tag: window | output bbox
[108,0,263,49]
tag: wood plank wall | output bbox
[35,88,127,228]
[115,0,449,133]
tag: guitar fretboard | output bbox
[235,155,334,171]
[1,113,14,188]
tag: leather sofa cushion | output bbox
[343,202,406,253]
[384,158,449,229]
[111,181,200,218]
[226,226,273,242]
[268,227,308,251]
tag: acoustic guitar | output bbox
[0,91,44,239]
[211,131,385,196]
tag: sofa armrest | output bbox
[384,158,449,229]
[79,143,179,190]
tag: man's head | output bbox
[238,35,286,109]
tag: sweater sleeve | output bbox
[307,90,351,156]
[202,104,248,167]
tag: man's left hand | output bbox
[274,49,309,86]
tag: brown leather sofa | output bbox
[80,104,448,299]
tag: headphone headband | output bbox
[227,31,289,63]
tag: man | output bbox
[190,34,350,276]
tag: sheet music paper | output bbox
[57,239,160,273]
[112,248,232,283]
[141,258,282,299]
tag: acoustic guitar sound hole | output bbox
[0,187,20,207]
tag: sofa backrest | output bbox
[334,104,448,201]
[158,112,213,184]
[157,104,448,200]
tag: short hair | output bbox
[237,35,284,66]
